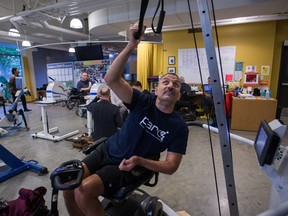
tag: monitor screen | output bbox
[15,77,23,89]
[75,45,103,61]
[203,84,211,93]
[254,120,280,166]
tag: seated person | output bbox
[203,77,216,126]
[87,87,122,141]
[63,22,189,216]
[131,80,150,94]
[110,90,129,122]
[77,71,94,104]
[203,77,214,107]
[179,76,191,95]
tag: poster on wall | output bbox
[73,59,111,87]
[47,62,74,87]
[178,46,236,84]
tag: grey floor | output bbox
[1,102,288,216]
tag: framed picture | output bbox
[168,67,176,74]
[168,56,175,65]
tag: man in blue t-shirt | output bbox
[77,71,93,93]
[63,22,189,216]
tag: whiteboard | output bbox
[178,46,236,84]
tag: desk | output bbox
[231,97,277,131]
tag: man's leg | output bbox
[75,174,105,216]
[63,164,105,216]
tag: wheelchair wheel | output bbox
[152,201,163,216]
[144,197,163,216]
[66,99,75,110]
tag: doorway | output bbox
[276,40,288,118]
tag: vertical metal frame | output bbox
[197,0,239,215]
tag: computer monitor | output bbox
[75,45,103,61]
[203,84,212,93]
[254,120,280,166]
[15,77,24,89]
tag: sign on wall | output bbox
[47,62,74,87]
[73,60,111,87]
[178,46,236,84]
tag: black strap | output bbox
[151,0,165,34]
[134,0,149,40]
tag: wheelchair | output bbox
[50,137,163,216]
[174,91,197,122]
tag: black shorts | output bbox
[82,142,146,196]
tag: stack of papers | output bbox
[238,93,255,99]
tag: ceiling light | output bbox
[22,40,31,47]
[8,24,20,37]
[70,18,83,29]
[69,47,75,53]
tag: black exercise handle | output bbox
[134,0,149,40]
[50,160,84,191]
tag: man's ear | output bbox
[154,87,158,96]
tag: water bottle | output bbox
[266,89,270,99]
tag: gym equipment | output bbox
[49,158,163,216]
[49,160,83,216]
[83,138,163,216]
[49,137,180,216]
[45,80,68,102]
[191,119,288,215]
[0,144,48,183]
[0,89,30,137]
[66,87,81,110]
[31,81,79,142]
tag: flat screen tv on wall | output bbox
[75,45,104,61]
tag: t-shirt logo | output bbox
[139,117,169,142]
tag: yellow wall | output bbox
[143,20,288,97]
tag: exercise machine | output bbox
[49,138,179,216]
[31,81,79,142]
[0,89,30,137]
[191,119,288,216]
[0,144,48,183]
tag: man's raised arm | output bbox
[104,22,146,104]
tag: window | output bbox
[0,43,23,82]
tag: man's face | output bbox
[82,73,88,81]
[15,69,19,76]
[155,74,181,103]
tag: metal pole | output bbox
[197,0,239,215]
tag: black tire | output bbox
[152,201,163,216]
[67,99,75,110]
[145,197,163,216]
[77,108,85,117]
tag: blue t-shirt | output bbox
[106,89,189,162]
[76,79,94,93]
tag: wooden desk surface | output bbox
[230,97,277,131]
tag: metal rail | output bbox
[197,1,239,215]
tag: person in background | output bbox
[110,90,129,122]
[77,71,94,94]
[131,80,150,94]
[63,21,189,216]
[87,86,122,141]
[204,76,213,105]
[77,71,94,104]
[8,68,31,112]
[179,76,191,95]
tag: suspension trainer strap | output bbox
[134,0,149,40]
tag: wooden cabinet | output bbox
[231,97,277,131]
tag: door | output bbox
[277,41,288,110]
